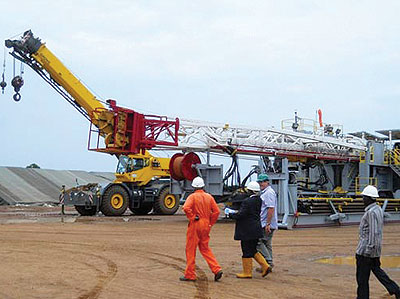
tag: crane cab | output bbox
[114,152,170,186]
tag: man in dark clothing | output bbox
[356,185,400,299]
[229,181,272,278]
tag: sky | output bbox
[0,0,399,172]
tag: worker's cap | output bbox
[256,173,269,182]
[192,176,205,188]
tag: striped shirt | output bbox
[356,203,384,258]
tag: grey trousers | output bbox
[257,229,275,265]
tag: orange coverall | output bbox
[182,189,222,280]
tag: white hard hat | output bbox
[361,185,379,198]
[192,176,205,188]
[247,181,260,192]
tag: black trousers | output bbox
[356,254,400,299]
[240,239,258,258]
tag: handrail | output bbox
[388,149,400,165]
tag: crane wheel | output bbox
[100,185,129,216]
[75,205,97,216]
[153,188,179,215]
[129,203,153,215]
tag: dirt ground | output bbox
[0,205,399,299]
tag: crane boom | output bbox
[5,30,103,121]
[5,30,179,154]
[27,39,104,120]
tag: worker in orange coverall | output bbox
[180,176,223,282]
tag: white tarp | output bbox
[0,167,113,205]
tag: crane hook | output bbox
[13,92,21,102]
[11,75,24,92]
[11,75,24,101]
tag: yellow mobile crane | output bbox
[5,30,179,216]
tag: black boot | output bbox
[214,270,223,281]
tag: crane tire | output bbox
[75,205,97,216]
[153,188,179,215]
[100,185,129,216]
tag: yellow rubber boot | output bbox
[254,252,272,277]
[236,258,253,278]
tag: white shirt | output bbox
[260,185,278,230]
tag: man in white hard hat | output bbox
[356,185,400,299]
[180,176,223,282]
[228,181,272,279]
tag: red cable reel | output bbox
[169,152,201,181]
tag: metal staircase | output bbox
[348,179,357,193]
[390,164,400,178]
[388,149,400,178]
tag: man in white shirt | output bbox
[256,173,278,269]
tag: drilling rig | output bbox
[158,112,400,228]
[4,31,400,227]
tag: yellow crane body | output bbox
[5,30,178,216]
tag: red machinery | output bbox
[169,152,201,181]
[88,99,180,154]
